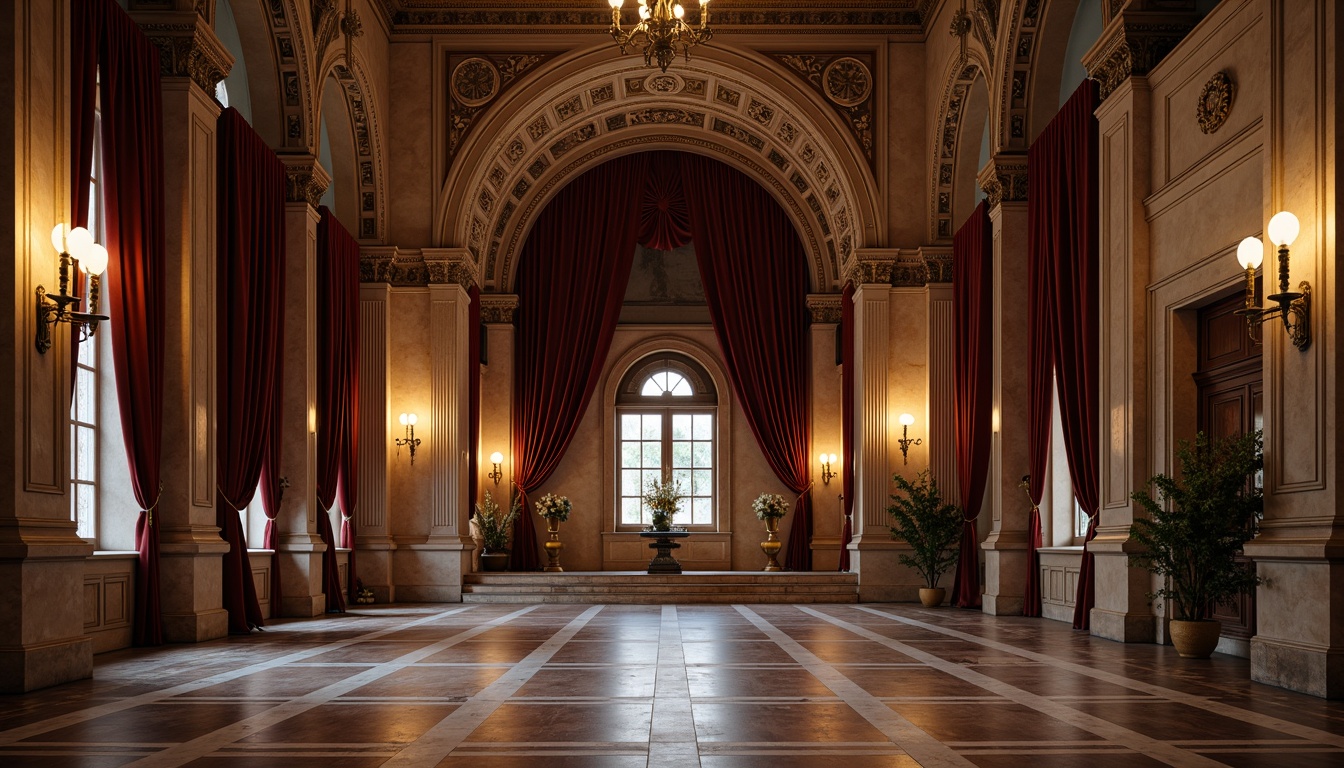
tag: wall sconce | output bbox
[818,453,838,485]
[396,412,421,465]
[488,451,504,485]
[897,413,921,465]
[36,224,109,354]
[1234,211,1311,350]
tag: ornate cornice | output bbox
[360,248,479,289]
[891,257,928,287]
[845,249,897,286]
[135,13,233,93]
[922,248,953,284]
[280,156,332,208]
[806,294,843,324]
[480,294,520,324]
[423,248,480,289]
[1082,11,1200,101]
[977,153,1027,208]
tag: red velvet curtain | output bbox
[951,202,991,608]
[214,108,284,632]
[679,153,814,571]
[838,281,855,572]
[73,0,167,646]
[316,208,360,612]
[1029,80,1101,630]
[511,154,650,570]
[1023,175,1055,619]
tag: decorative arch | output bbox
[929,52,992,242]
[226,0,315,151]
[441,45,881,293]
[315,49,387,242]
[993,0,1083,152]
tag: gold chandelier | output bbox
[607,0,713,73]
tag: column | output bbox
[0,0,95,692]
[357,269,395,602]
[1242,0,1344,698]
[978,155,1030,616]
[922,249,957,497]
[1082,2,1200,640]
[138,11,233,643]
[392,249,476,601]
[806,294,844,570]
[478,295,517,498]
[274,157,328,617]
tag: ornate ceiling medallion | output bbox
[452,57,501,107]
[1197,70,1234,135]
[822,57,871,107]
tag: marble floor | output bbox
[2,604,1343,767]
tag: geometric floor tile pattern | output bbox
[3,603,1343,767]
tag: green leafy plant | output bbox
[473,489,519,552]
[887,470,962,589]
[1129,430,1264,622]
[643,477,684,532]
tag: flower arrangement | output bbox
[752,492,789,520]
[535,492,572,522]
[643,477,684,531]
[473,489,519,552]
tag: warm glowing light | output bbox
[407,413,418,426]
[673,2,685,18]
[899,413,915,426]
[399,412,409,426]
[490,451,504,464]
[61,226,94,260]
[639,4,650,19]
[1236,237,1264,270]
[1267,211,1300,247]
[82,243,109,276]
[50,223,69,253]
[827,453,837,464]
[608,0,623,7]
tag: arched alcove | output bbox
[315,54,386,241]
[223,0,314,151]
[929,55,992,240]
[441,44,882,293]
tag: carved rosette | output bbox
[769,52,877,172]
[1197,71,1234,134]
[480,294,520,324]
[977,154,1027,208]
[806,294,843,324]
[140,19,232,93]
[1084,15,1199,101]
[282,158,332,208]
[448,53,556,166]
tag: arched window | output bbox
[616,353,717,529]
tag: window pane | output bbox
[76,484,95,539]
[621,497,643,525]
[692,469,712,497]
[621,442,642,468]
[641,377,663,397]
[692,441,711,468]
[672,413,691,440]
[641,441,661,468]
[622,469,642,496]
[76,426,95,481]
[642,470,662,498]
[693,414,712,440]
[672,468,692,496]
[642,415,661,440]
[670,374,692,396]
[75,368,94,424]
[621,413,641,440]
[692,497,711,525]
[671,441,691,468]
[77,335,95,367]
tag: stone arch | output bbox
[929,53,992,242]
[993,0,1084,151]
[223,0,314,151]
[315,50,387,241]
[441,45,881,294]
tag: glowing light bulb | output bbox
[899,413,915,426]
[399,413,409,426]
[82,243,108,276]
[1267,211,1300,247]
[828,453,837,464]
[66,226,94,261]
[50,223,69,253]
[490,451,504,464]
[407,413,418,426]
[1236,237,1264,270]
[608,0,623,7]
[673,3,685,19]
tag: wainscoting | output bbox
[601,532,732,570]
[1038,547,1082,623]
[84,552,136,653]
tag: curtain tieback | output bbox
[143,483,164,527]
[794,481,814,504]
[216,486,250,513]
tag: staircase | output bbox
[462,571,859,604]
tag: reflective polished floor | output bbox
[3,603,1343,767]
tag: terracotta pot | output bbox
[918,587,945,607]
[1169,619,1222,658]
[479,551,510,572]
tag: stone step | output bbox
[461,571,859,604]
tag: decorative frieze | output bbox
[845,250,897,286]
[138,16,233,93]
[922,249,953,284]
[360,249,478,289]
[977,153,1028,208]
[385,2,928,31]
[806,294,843,324]
[891,257,928,287]
[480,294,520,324]
[424,249,480,290]
[281,157,332,207]
[1083,11,1200,101]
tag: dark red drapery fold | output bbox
[316,208,360,612]
[73,0,167,646]
[1023,168,1055,620]
[1029,80,1101,630]
[214,108,285,632]
[951,202,991,608]
[637,152,693,250]
[511,154,650,570]
[679,153,814,571]
[838,281,855,572]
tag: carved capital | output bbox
[806,294,843,324]
[423,248,480,289]
[1082,11,1200,101]
[135,12,233,93]
[977,153,1028,208]
[891,257,928,287]
[845,249,898,286]
[480,294,520,324]
[280,156,332,207]
[921,248,954,284]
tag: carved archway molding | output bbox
[316,49,388,242]
[928,52,990,243]
[441,45,881,293]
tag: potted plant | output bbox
[643,477,684,532]
[535,492,571,572]
[887,469,962,607]
[473,489,518,572]
[752,492,789,571]
[1129,430,1263,658]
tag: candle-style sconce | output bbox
[897,413,921,465]
[396,412,421,465]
